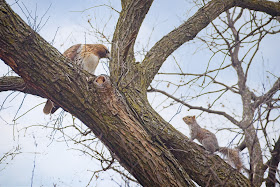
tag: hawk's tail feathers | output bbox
[43,99,54,115]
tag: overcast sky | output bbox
[0,0,279,186]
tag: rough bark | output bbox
[1,0,280,186]
[0,76,45,97]
[265,136,280,187]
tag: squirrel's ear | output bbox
[192,116,195,120]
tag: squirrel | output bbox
[183,115,242,171]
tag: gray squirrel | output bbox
[183,115,242,171]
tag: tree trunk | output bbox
[1,0,280,186]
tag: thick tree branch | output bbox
[237,0,280,16]
[0,76,46,97]
[111,0,153,90]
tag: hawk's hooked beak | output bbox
[106,53,112,60]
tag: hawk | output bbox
[43,44,111,114]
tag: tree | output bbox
[0,0,280,186]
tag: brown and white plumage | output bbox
[63,44,111,74]
[43,44,111,115]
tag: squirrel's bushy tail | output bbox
[218,147,242,171]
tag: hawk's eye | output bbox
[106,49,109,54]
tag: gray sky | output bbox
[0,0,279,186]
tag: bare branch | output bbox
[71,4,120,14]
[148,87,239,125]
[141,0,280,89]
[254,77,280,108]
[141,0,236,88]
